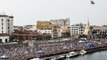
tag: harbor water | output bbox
[65,50,107,60]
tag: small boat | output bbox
[80,50,87,55]
[57,55,66,60]
[51,55,66,60]
[66,52,79,58]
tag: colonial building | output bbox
[36,21,53,38]
[36,21,53,30]
[0,13,13,43]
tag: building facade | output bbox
[0,34,9,43]
[71,23,86,36]
[51,18,70,38]
[0,14,13,34]
[36,18,71,39]
[12,30,39,41]
[36,21,53,30]
[92,26,107,38]
[0,13,13,43]
[36,21,53,39]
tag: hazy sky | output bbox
[0,0,107,25]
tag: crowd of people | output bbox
[0,38,107,60]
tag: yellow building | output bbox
[36,21,53,30]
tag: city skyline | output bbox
[0,0,107,26]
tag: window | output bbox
[8,30,9,33]
[2,19,3,21]
[7,19,10,22]
[2,23,3,25]
[2,27,3,29]
[0,39,2,43]
[8,27,9,29]
[5,39,8,42]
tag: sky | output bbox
[0,0,107,26]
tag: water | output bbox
[65,50,107,60]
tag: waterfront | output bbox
[65,50,107,60]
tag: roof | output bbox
[0,15,8,17]
[93,26,107,30]
[0,15,13,18]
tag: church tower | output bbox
[83,18,93,39]
[83,20,91,35]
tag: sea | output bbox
[65,50,107,60]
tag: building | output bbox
[0,34,9,43]
[71,23,86,36]
[36,18,70,39]
[83,20,91,35]
[92,26,107,34]
[36,21,53,30]
[51,18,70,38]
[0,13,13,35]
[13,26,23,31]
[92,26,107,38]
[11,30,39,41]
[36,21,53,39]
[23,25,36,31]
[83,20,93,39]
[0,13,13,43]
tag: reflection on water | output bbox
[65,50,107,60]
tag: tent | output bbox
[85,43,94,47]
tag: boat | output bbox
[57,55,66,60]
[66,52,79,58]
[51,55,66,60]
[80,50,87,55]
[30,58,40,60]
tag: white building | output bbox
[71,23,86,36]
[37,30,52,34]
[0,14,13,34]
[0,34,9,43]
[0,13,13,43]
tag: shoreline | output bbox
[28,45,107,60]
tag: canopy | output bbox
[85,43,94,47]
